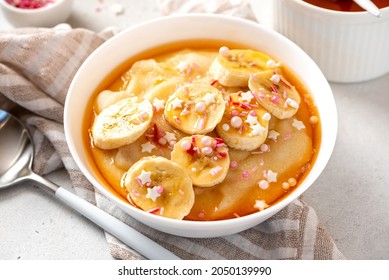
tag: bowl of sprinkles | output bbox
[1,0,73,27]
[64,14,337,238]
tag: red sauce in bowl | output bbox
[303,0,388,12]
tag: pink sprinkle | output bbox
[271,95,280,104]
[218,151,228,158]
[283,90,287,99]
[242,171,250,179]
[156,185,164,194]
[216,143,226,149]
[263,170,268,178]
[251,166,258,172]
[284,131,292,140]
[210,166,222,176]
[136,177,143,187]
[230,161,238,169]
[240,103,251,110]
[198,210,205,218]
[249,110,257,116]
[132,190,140,197]
[174,116,181,123]
[231,110,239,116]
[270,84,278,94]
[147,207,160,214]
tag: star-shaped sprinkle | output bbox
[245,114,259,126]
[153,98,165,111]
[254,200,269,211]
[141,142,156,153]
[176,61,190,73]
[137,170,152,185]
[267,130,280,141]
[240,91,254,102]
[163,131,176,143]
[251,123,266,136]
[292,118,305,131]
[266,170,278,183]
[170,98,183,110]
[146,186,161,202]
[202,93,216,105]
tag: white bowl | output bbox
[64,14,337,238]
[0,0,73,27]
[250,0,389,83]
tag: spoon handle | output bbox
[54,187,180,260]
[29,172,179,260]
[353,0,382,17]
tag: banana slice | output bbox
[209,47,272,87]
[248,70,301,119]
[164,82,225,134]
[94,90,133,114]
[122,156,194,219]
[216,91,270,151]
[171,135,230,188]
[92,98,153,150]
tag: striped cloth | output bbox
[0,11,344,261]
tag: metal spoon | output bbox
[0,109,179,260]
[353,0,382,17]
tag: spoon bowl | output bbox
[0,109,178,260]
[0,110,34,188]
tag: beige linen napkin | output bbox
[0,6,344,261]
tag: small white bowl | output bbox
[250,0,389,83]
[64,14,337,238]
[0,0,73,27]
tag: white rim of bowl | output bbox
[65,14,337,233]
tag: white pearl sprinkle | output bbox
[195,101,206,113]
[222,123,230,131]
[270,74,280,84]
[230,116,243,128]
[158,138,167,145]
[262,113,271,121]
[258,180,269,190]
[219,46,230,57]
[180,139,192,150]
[202,146,213,155]
[201,136,213,147]
[260,144,269,152]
